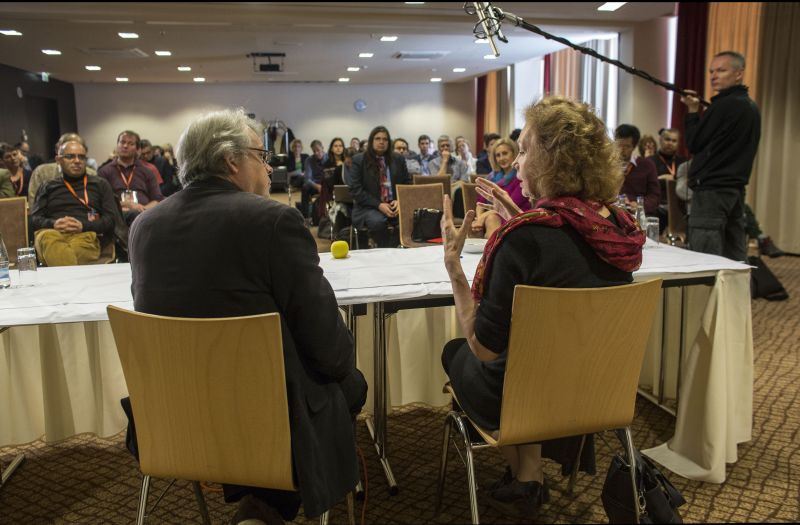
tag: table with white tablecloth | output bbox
[0,241,752,483]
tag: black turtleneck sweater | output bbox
[31,172,119,238]
[684,84,760,191]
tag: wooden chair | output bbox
[106,307,346,525]
[435,279,663,524]
[396,183,445,248]
[413,175,451,197]
[0,197,29,267]
[460,183,483,238]
[333,184,366,249]
[665,178,687,247]
[468,174,486,184]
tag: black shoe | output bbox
[487,478,550,518]
[483,466,513,491]
[230,494,285,525]
[759,237,785,258]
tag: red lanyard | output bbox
[117,164,134,189]
[63,175,91,209]
[658,154,676,176]
[624,162,634,178]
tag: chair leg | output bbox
[346,491,356,525]
[451,415,480,524]
[566,434,587,494]
[621,427,643,524]
[192,481,212,525]
[434,411,455,515]
[319,510,329,525]
[137,474,151,525]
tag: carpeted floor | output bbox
[2,255,798,524]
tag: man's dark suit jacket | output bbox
[346,151,411,210]
[128,176,361,518]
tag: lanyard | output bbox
[624,162,634,178]
[116,163,135,189]
[658,154,676,176]
[63,175,90,209]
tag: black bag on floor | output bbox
[411,208,443,242]
[602,437,685,523]
[748,255,789,301]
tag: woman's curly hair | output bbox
[522,96,621,203]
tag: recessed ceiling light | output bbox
[41,49,61,55]
[597,2,626,11]
[405,2,425,4]
[177,66,192,71]
[154,50,171,56]
[339,77,350,82]
[193,77,206,82]
[358,52,373,58]
[118,32,139,39]
[380,36,398,42]
[453,67,466,73]
[347,67,361,72]
[475,38,489,44]
[0,29,23,36]
[484,54,497,60]
[85,65,102,71]
[430,77,442,83]
[116,77,129,82]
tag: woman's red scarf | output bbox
[471,196,645,301]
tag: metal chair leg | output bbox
[0,454,25,486]
[621,428,643,523]
[137,474,151,525]
[192,481,212,525]
[434,411,455,515]
[566,434,587,494]
[319,510,329,525]
[451,414,480,524]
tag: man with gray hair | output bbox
[680,50,760,261]
[27,133,98,207]
[126,108,367,524]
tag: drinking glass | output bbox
[645,217,660,246]
[16,247,38,286]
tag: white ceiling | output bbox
[0,2,676,85]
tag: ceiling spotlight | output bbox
[380,36,398,42]
[483,54,497,60]
[85,65,102,71]
[358,52,374,58]
[177,66,192,71]
[193,77,206,82]
[118,32,139,39]
[452,67,466,73]
[430,77,442,82]
[338,77,350,82]
[598,2,627,11]
[154,50,172,56]
[41,49,61,55]
[347,67,360,72]
[116,77,129,82]
[0,29,23,36]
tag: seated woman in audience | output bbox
[456,138,477,176]
[440,96,644,517]
[471,138,529,238]
[286,138,308,189]
[1,143,32,197]
[301,140,327,222]
[315,137,346,222]
[638,133,657,159]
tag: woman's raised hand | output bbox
[475,177,522,221]
[441,194,475,271]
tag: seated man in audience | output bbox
[393,138,421,175]
[414,134,437,175]
[430,135,469,183]
[98,130,164,225]
[347,125,411,248]
[300,139,327,222]
[27,133,97,208]
[1,143,32,198]
[137,139,164,186]
[30,141,123,266]
[476,132,501,175]
[648,128,687,231]
[18,140,44,172]
[127,108,366,524]
[614,124,660,218]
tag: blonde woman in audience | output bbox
[440,96,644,518]
[472,138,528,238]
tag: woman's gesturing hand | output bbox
[441,194,475,272]
[475,177,522,221]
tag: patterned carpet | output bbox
[1,255,798,524]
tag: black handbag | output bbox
[411,208,443,242]
[601,434,685,523]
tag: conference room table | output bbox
[0,241,752,486]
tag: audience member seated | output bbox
[393,138,421,175]
[430,135,469,183]
[98,130,164,226]
[476,132,501,175]
[347,125,411,248]
[27,133,97,207]
[125,108,367,524]
[440,96,644,518]
[152,142,180,197]
[648,128,687,232]
[286,138,308,189]
[473,138,529,239]
[638,133,657,159]
[17,140,44,172]
[1,143,32,198]
[457,138,478,176]
[348,137,361,157]
[137,139,164,186]
[30,140,124,266]
[300,140,327,222]
[414,134,437,175]
[614,124,660,218]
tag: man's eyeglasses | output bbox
[247,147,273,165]
[60,154,87,161]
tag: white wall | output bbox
[75,81,475,157]
[513,57,544,130]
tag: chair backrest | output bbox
[461,182,478,215]
[496,279,662,446]
[468,174,484,184]
[334,184,354,204]
[413,175,451,196]
[396,183,444,248]
[665,178,687,242]
[106,306,294,490]
[0,197,29,267]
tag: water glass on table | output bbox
[16,247,38,286]
[645,217,660,247]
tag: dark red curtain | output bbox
[476,75,487,153]
[671,2,709,156]
[543,54,552,96]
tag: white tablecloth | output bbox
[0,243,752,483]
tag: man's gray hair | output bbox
[176,108,263,186]
[714,51,745,70]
